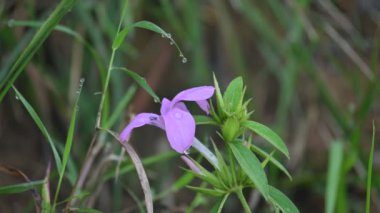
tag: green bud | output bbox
[222,117,241,142]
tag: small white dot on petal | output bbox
[174,112,182,119]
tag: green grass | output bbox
[0,0,379,212]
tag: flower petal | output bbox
[160,98,171,115]
[119,113,164,142]
[171,86,214,106]
[195,100,210,114]
[162,107,195,153]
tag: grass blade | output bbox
[119,142,153,213]
[0,0,77,102]
[133,20,186,61]
[52,79,84,212]
[13,87,62,173]
[0,180,44,195]
[366,123,376,213]
[325,141,344,213]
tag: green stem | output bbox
[236,188,251,213]
[228,146,237,185]
[96,50,115,127]
[95,0,128,128]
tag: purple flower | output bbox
[120,86,214,153]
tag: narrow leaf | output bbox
[112,27,130,50]
[194,115,218,126]
[53,79,83,211]
[186,186,225,197]
[133,20,167,35]
[250,144,292,180]
[268,185,299,213]
[13,87,62,173]
[366,123,376,213]
[112,67,160,103]
[243,120,289,158]
[325,141,344,213]
[228,142,269,199]
[0,180,44,195]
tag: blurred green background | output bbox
[0,0,379,212]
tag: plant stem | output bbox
[228,146,237,185]
[96,50,115,128]
[236,188,251,213]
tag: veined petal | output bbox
[120,113,164,142]
[195,100,210,114]
[171,86,214,107]
[162,107,195,153]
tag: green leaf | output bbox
[133,20,167,35]
[250,144,292,180]
[13,87,62,173]
[112,0,130,50]
[112,67,160,103]
[223,77,243,113]
[187,186,225,197]
[268,185,299,213]
[0,180,44,195]
[242,120,289,158]
[326,141,344,213]
[0,0,77,102]
[194,115,218,126]
[53,79,83,211]
[366,123,376,213]
[112,27,130,50]
[132,20,185,62]
[228,142,269,199]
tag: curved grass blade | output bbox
[228,142,269,200]
[268,185,299,213]
[0,0,77,102]
[0,180,44,195]
[242,120,289,158]
[112,67,160,103]
[133,20,186,62]
[13,87,62,173]
[119,142,153,213]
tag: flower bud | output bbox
[222,117,241,142]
